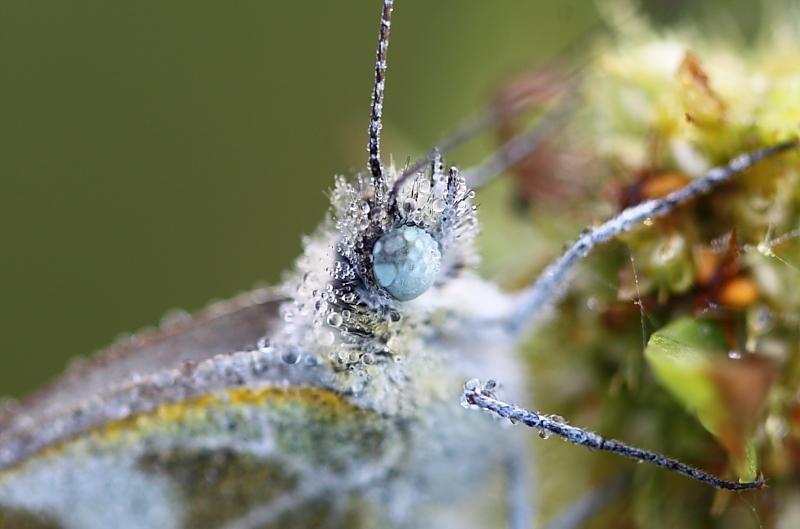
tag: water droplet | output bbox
[159,308,192,329]
[765,415,789,439]
[369,207,386,222]
[257,337,273,353]
[315,299,329,314]
[464,379,480,391]
[431,199,446,213]
[757,241,775,257]
[327,312,343,328]
[0,398,21,415]
[281,347,302,365]
[152,372,176,389]
[179,360,197,377]
[304,354,321,366]
[361,353,375,365]
[728,350,742,359]
[314,327,335,346]
[538,429,551,440]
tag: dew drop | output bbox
[314,327,335,346]
[538,429,551,440]
[431,199,446,213]
[402,198,417,213]
[369,207,386,222]
[257,337,273,353]
[152,372,176,389]
[0,398,21,415]
[159,308,192,329]
[315,300,329,314]
[361,353,375,365]
[327,312,343,328]
[765,415,789,439]
[304,354,321,366]
[464,379,480,391]
[281,347,302,365]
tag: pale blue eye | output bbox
[372,226,441,301]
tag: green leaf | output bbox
[644,317,758,481]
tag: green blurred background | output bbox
[0,1,762,398]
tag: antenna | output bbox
[368,0,394,181]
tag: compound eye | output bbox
[371,226,441,301]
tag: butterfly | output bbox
[2,1,799,529]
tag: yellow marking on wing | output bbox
[96,386,362,439]
[4,386,370,474]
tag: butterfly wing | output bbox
[0,290,392,528]
[0,288,498,529]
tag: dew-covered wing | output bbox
[0,289,404,528]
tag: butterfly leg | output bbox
[501,140,798,336]
[463,380,766,491]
